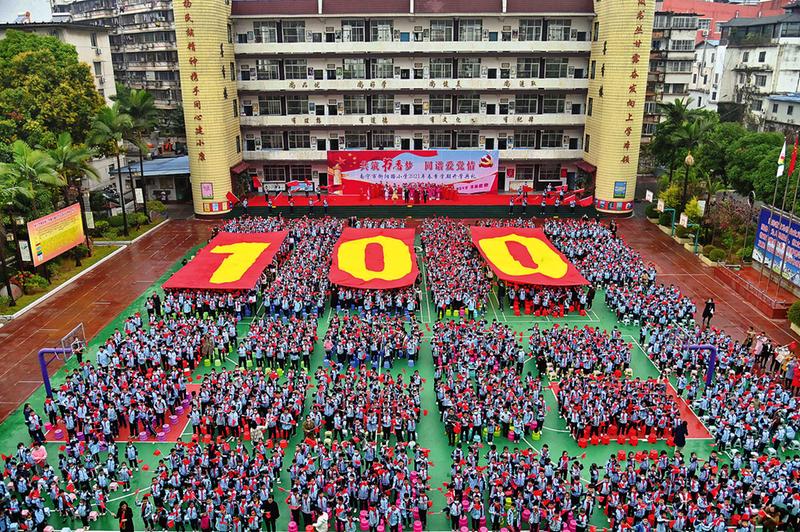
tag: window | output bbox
[587,97,593,116]
[235,135,241,154]
[671,16,697,29]
[759,51,766,62]
[260,132,283,150]
[698,18,710,30]
[283,21,305,43]
[456,94,480,114]
[544,58,568,78]
[254,21,278,43]
[459,19,482,41]
[259,96,281,115]
[284,59,307,80]
[456,130,479,148]
[342,19,366,42]
[287,131,310,149]
[371,20,393,42]
[743,51,750,63]
[669,40,694,51]
[790,105,795,116]
[372,130,394,148]
[519,19,542,41]
[750,99,763,112]
[755,74,768,87]
[772,103,779,113]
[264,167,286,181]
[782,22,800,38]
[289,165,312,180]
[344,94,367,114]
[590,60,596,79]
[429,131,451,148]
[343,58,366,79]
[542,96,565,113]
[372,58,394,79]
[515,94,538,114]
[540,130,563,148]
[517,58,539,78]
[667,60,692,73]
[515,130,536,148]
[429,95,452,114]
[593,21,599,41]
[458,58,481,78]
[539,165,562,180]
[93,62,102,76]
[90,32,98,47]
[255,59,279,80]
[430,59,453,78]
[430,20,453,42]
[344,132,368,148]
[286,95,308,115]
[584,134,590,152]
[372,94,394,114]
[547,19,571,41]
[233,98,238,117]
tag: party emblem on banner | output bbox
[329,228,419,289]
[470,227,588,286]
[163,232,287,290]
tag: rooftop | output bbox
[769,92,800,103]
[0,21,113,32]
[119,156,190,177]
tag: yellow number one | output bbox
[209,242,270,284]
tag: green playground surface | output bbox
[0,237,719,532]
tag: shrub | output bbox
[11,272,49,294]
[708,248,726,263]
[94,220,109,236]
[738,246,754,261]
[645,204,659,219]
[674,225,689,238]
[658,212,672,227]
[703,245,717,256]
[131,212,149,228]
[108,214,125,228]
[74,245,89,259]
[789,301,800,326]
[147,200,166,214]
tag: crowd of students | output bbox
[527,323,632,378]
[323,314,422,369]
[237,316,318,370]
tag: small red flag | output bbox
[789,136,799,177]
[225,191,240,205]
[253,175,262,189]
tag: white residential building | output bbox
[688,39,725,111]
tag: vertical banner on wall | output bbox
[753,206,800,288]
[26,204,85,266]
[327,150,499,194]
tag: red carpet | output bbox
[548,381,710,440]
[248,192,594,208]
[45,384,199,443]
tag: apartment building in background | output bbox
[719,1,800,133]
[660,0,787,42]
[0,15,127,193]
[688,39,725,112]
[50,0,181,111]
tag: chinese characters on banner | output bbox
[622,0,649,166]
[183,0,205,163]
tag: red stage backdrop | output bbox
[327,149,499,195]
[163,232,287,290]
[470,227,588,286]
[329,228,419,289]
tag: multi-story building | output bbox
[50,0,181,111]
[172,0,654,216]
[718,2,800,130]
[661,0,787,43]
[642,5,699,142]
[0,16,126,192]
[688,38,725,111]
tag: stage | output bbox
[235,191,596,219]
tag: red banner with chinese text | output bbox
[329,228,419,289]
[470,227,588,286]
[163,232,287,290]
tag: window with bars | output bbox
[430,58,453,79]
[344,94,367,114]
[429,131,451,148]
[342,19,366,42]
[371,20,393,42]
[515,94,538,114]
[519,19,542,41]
[372,58,394,79]
[256,59,279,80]
[542,96,565,113]
[456,95,480,114]
[547,19,571,41]
[287,131,310,149]
[515,130,537,148]
[284,59,307,80]
[264,166,285,181]
[372,94,394,114]
[258,96,281,115]
[289,165,312,180]
[459,19,482,41]
[430,20,453,42]
[540,130,564,148]
[429,95,452,114]
[286,95,308,115]
[539,165,562,180]
[282,21,305,43]
[458,58,481,78]
[343,58,366,79]
[345,132,368,148]
[517,58,539,78]
[456,130,479,148]
[372,131,394,148]
[260,131,283,149]
[253,21,277,43]
[544,58,568,78]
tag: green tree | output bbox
[672,117,713,209]
[0,30,104,150]
[0,140,61,215]
[723,131,784,201]
[88,104,133,236]
[693,122,747,186]
[652,98,701,183]
[117,89,158,221]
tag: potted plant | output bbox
[788,300,800,336]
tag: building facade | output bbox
[50,0,181,111]
[688,39,724,112]
[174,0,655,216]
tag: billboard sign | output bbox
[753,206,800,288]
[27,204,85,266]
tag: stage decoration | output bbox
[470,227,588,286]
[329,228,419,289]
[163,231,287,290]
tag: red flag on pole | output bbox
[789,136,799,177]
[225,191,240,205]
[252,175,262,189]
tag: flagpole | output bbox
[758,139,786,290]
[766,138,796,294]
[777,143,800,294]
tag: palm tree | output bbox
[47,132,101,260]
[88,103,134,236]
[118,89,159,221]
[673,117,713,210]
[655,97,702,183]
